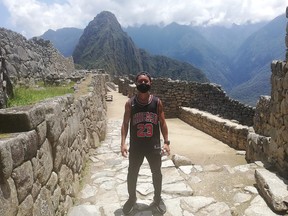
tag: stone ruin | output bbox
[0,28,86,109]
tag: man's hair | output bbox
[135,71,152,82]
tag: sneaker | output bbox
[122,198,136,215]
[150,198,166,214]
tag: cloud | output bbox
[1,0,288,38]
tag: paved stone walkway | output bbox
[67,119,282,216]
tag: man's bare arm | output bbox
[158,99,170,155]
[121,100,131,157]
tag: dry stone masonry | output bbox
[115,76,255,125]
[0,74,108,216]
[0,28,75,84]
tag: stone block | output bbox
[0,177,18,216]
[0,141,12,180]
[52,186,61,211]
[33,187,54,216]
[46,172,58,192]
[7,131,38,168]
[67,115,81,147]
[255,168,288,212]
[32,139,53,185]
[17,195,33,216]
[45,102,64,143]
[31,181,41,201]
[23,130,38,160]
[10,134,25,168]
[53,130,69,172]
[35,121,47,147]
[0,103,45,133]
[58,165,73,195]
[12,161,34,203]
[172,154,193,167]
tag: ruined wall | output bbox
[246,95,272,165]
[0,74,108,216]
[0,28,76,86]
[116,76,255,126]
[268,60,288,177]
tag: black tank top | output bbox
[129,95,161,152]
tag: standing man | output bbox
[121,71,170,215]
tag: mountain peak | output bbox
[72,11,207,82]
[88,11,122,31]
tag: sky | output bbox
[0,0,287,38]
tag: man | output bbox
[121,71,170,215]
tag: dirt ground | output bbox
[106,89,247,167]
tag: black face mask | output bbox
[137,83,151,93]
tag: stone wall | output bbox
[179,107,251,150]
[115,76,255,126]
[268,60,288,177]
[0,28,76,86]
[246,9,288,177]
[0,74,108,216]
[246,95,272,165]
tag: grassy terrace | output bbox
[7,82,75,108]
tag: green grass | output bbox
[0,134,10,138]
[8,83,75,107]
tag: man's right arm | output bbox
[121,100,131,157]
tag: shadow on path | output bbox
[114,203,164,216]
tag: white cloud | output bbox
[1,0,288,38]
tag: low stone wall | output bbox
[0,74,108,216]
[179,107,251,150]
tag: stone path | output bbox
[67,119,281,216]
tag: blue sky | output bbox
[0,0,287,38]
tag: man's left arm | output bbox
[158,99,170,155]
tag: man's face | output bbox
[136,75,151,93]
[136,75,151,85]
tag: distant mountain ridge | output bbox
[125,23,234,90]
[72,11,208,82]
[40,12,286,106]
[41,28,83,57]
[125,14,286,105]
